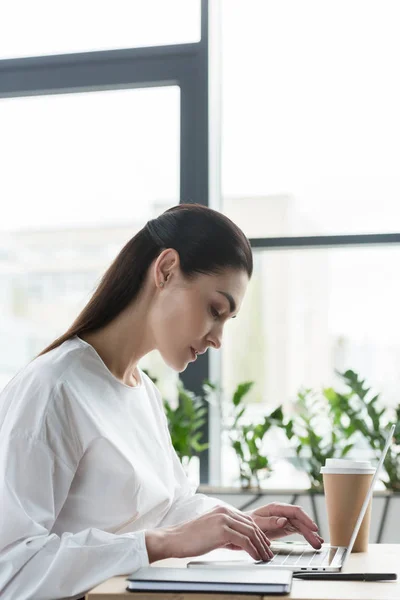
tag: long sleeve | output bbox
[149,382,230,529]
[0,431,149,600]
[157,430,230,528]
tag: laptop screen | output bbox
[344,424,395,557]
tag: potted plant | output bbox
[163,381,210,471]
[225,381,290,490]
[143,370,210,479]
[283,371,399,539]
[287,387,355,492]
[327,369,400,492]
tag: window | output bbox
[221,0,400,237]
[0,0,210,476]
[220,245,400,486]
[223,245,400,411]
[0,0,201,59]
[0,87,180,394]
[0,87,179,232]
[217,1,400,486]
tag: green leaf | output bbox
[268,406,284,422]
[233,382,254,406]
[341,443,354,457]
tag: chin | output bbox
[162,354,189,373]
[175,360,190,373]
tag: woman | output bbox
[0,204,322,599]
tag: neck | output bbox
[80,293,155,387]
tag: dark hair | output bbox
[36,203,253,357]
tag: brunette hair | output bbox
[36,203,253,357]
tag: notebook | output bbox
[126,566,292,595]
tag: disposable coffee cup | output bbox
[321,459,375,552]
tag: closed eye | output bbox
[210,306,220,319]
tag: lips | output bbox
[193,346,207,355]
[190,347,198,361]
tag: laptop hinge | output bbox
[330,547,346,568]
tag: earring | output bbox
[160,281,164,288]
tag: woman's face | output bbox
[150,251,249,372]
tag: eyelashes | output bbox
[210,306,220,319]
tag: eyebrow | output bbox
[216,290,237,317]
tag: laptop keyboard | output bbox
[267,548,331,567]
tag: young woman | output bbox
[0,204,323,599]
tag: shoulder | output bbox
[0,337,87,437]
[139,369,163,403]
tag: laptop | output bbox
[189,424,395,573]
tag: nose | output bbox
[207,326,223,351]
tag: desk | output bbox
[86,544,400,600]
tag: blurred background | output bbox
[1,0,400,490]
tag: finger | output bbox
[262,524,297,541]
[229,508,270,535]
[278,520,324,542]
[225,510,273,549]
[224,526,268,562]
[288,518,323,549]
[254,516,289,532]
[250,524,274,560]
[215,507,259,529]
[260,503,319,532]
[224,543,243,551]
[225,516,273,561]
[283,522,298,533]
[239,519,274,560]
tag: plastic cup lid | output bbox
[325,459,372,469]
[320,458,375,474]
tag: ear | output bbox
[153,248,180,289]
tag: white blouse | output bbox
[0,335,222,600]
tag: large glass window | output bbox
[221,245,400,486]
[221,1,400,237]
[0,87,180,398]
[0,0,201,59]
[0,87,179,231]
[216,0,400,487]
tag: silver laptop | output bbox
[188,425,394,573]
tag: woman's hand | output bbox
[246,502,324,549]
[145,505,274,563]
